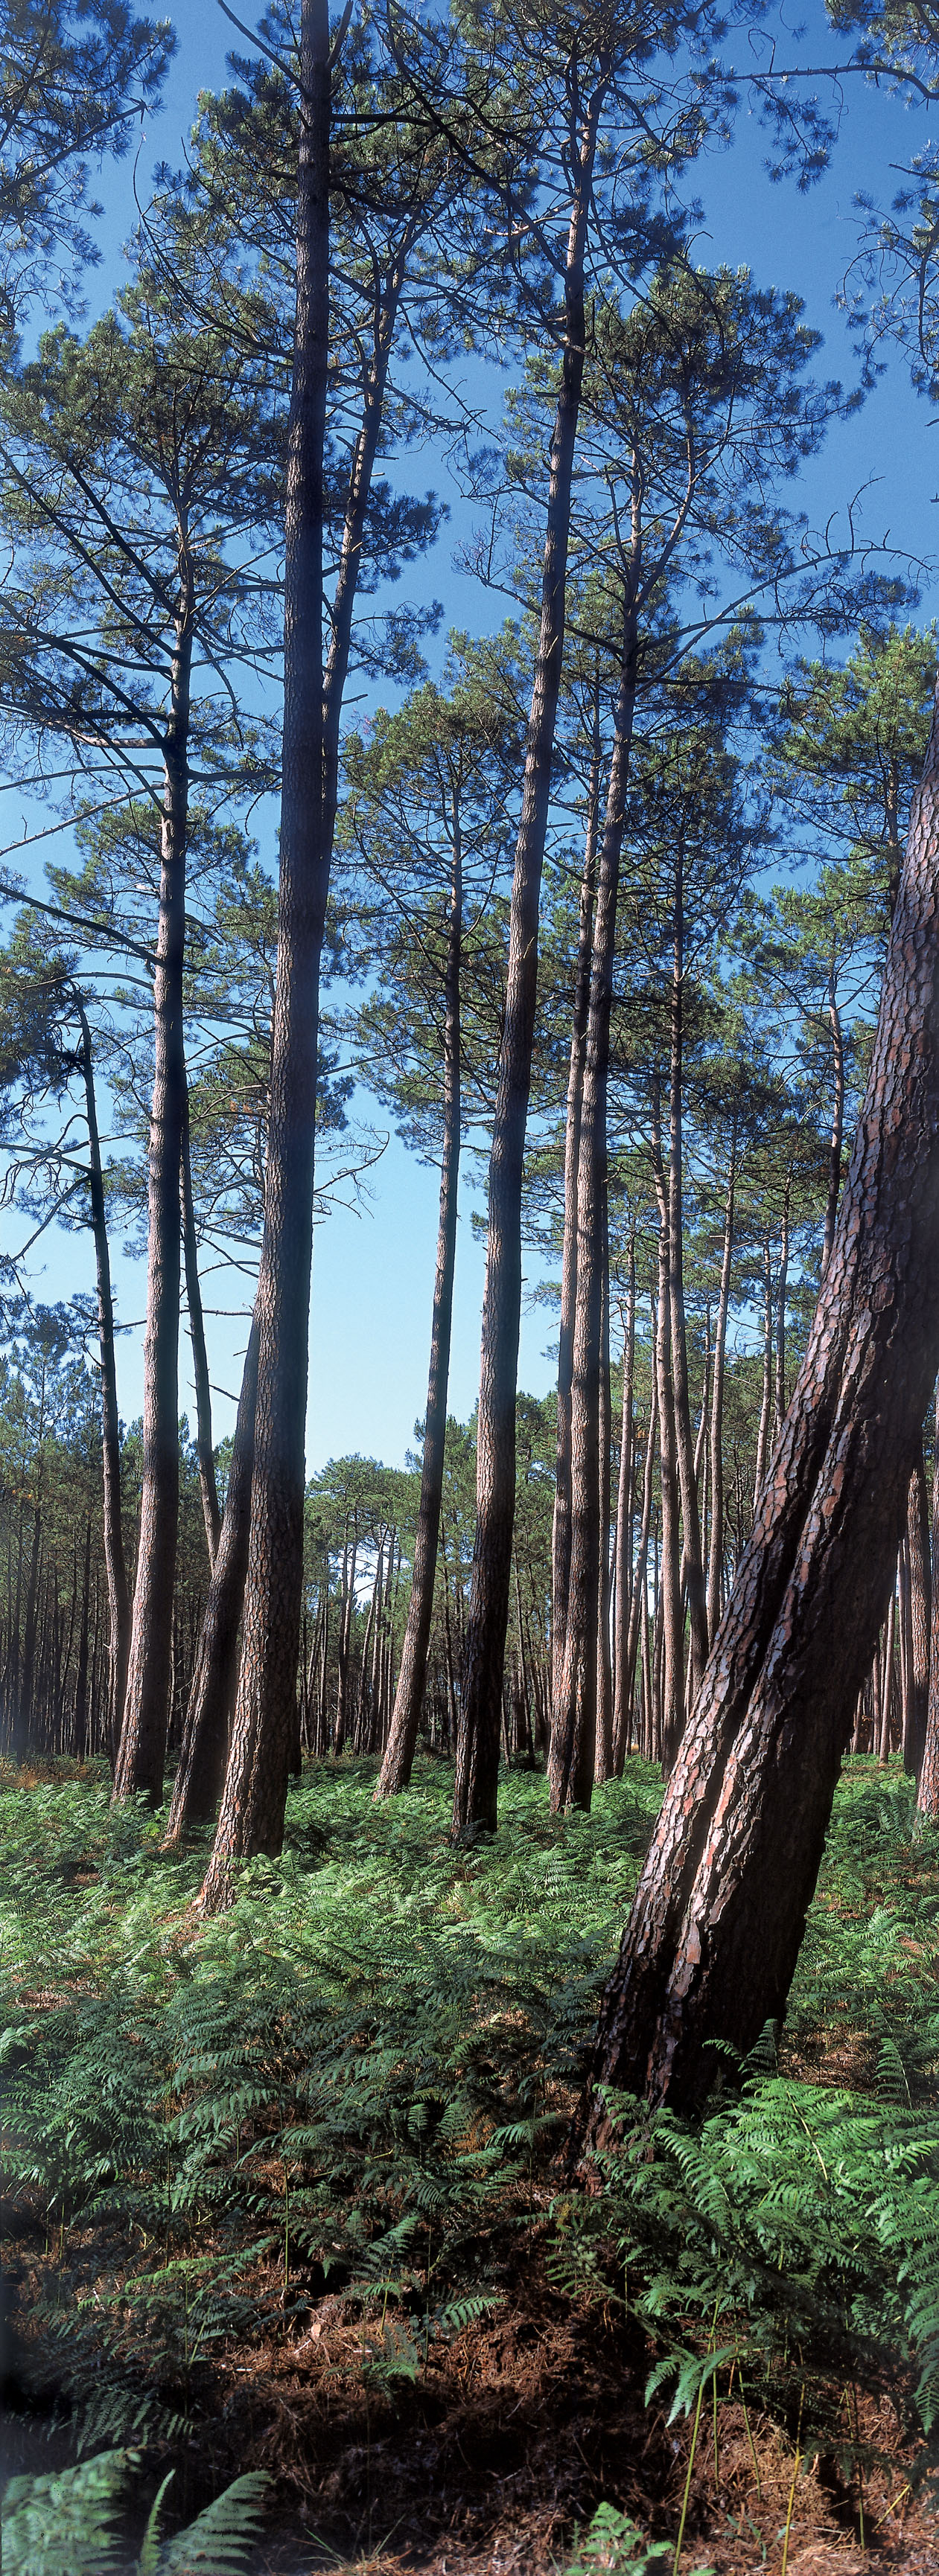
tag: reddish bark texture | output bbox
[585,675,939,2119]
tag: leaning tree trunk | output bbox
[114,581,193,1805]
[77,997,131,1757]
[162,1314,260,1844]
[377,820,462,1796]
[453,75,608,1841]
[582,675,939,2123]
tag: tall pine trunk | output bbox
[77,996,130,1755]
[706,1125,736,1640]
[453,71,608,1838]
[666,838,708,1703]
[199,3,409,1905]
[180,1087,220,1567]
[377,824,462,1794]
[549,614,637,1810]
[552,710,600,1713]
[114,581,193,1803]
[583,680,939,2121]
[905,1443,931,1786]
[917,1381,939,1817]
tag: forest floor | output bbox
[2,1755,939,2575]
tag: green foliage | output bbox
[562,2500,712,2573]
[0,2451,268,2576]
[4,1757,939,2504]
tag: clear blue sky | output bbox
[4,0,939,1469]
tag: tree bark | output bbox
[595,1180,614,1781]
[823,968,844,1275]
[77,995,130,1755]
[163,1314,260,1843]
[752,1234,773,1508]
[114,577,193,1806]
[611,1245,636,1765]
[550,609,637,1810]
[453,65,608,1838]
[180,1087,220,1567]
[706,1125,736,1640]
[552,703,600,1713]
[905,1443,931,1786]
[917,1381,939,1816]
[666,833,709,1702]
[197,0,330,1900]
[198,3,413,1903]
[582,677,939,2122]
[377,812,462,1795]
[651,1119,684,1770]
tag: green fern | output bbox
[0,2452,269,2576]
[563,2500,713,2573]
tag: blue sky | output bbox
[4,0,939,1469]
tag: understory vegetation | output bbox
[3,1755,939,2570]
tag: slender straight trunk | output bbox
[71,1520,92,1761]
[200,4,411,1905]
[823,968,845,1274]
[905,1444,931,1786]
[17,1437,44,1757]
[652,1132,684,1770]
[595,1174,614,1782]
[453,69,609,1840]
[707,1126,736,1640]
[115,578,194,1804]
[666,837,708,1703]
[180,1088,220,1567]
[880,1585,897,1764]
[774,1164,792,1438]
[612,1244,636,1765]
[553,703,601,1709]
[550,607,637,1810]
[898,1530,911,1757]
[334,1527,358,1755]
[582,682,939,2121]
[77,997,131,1751]
[162,1314,260,1843]
[917,1380,939,1816]
[752,1236,773,1509]
[614,1361,659,1771]
[378,820,462,1794]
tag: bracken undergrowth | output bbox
[2,1754,939,2567]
